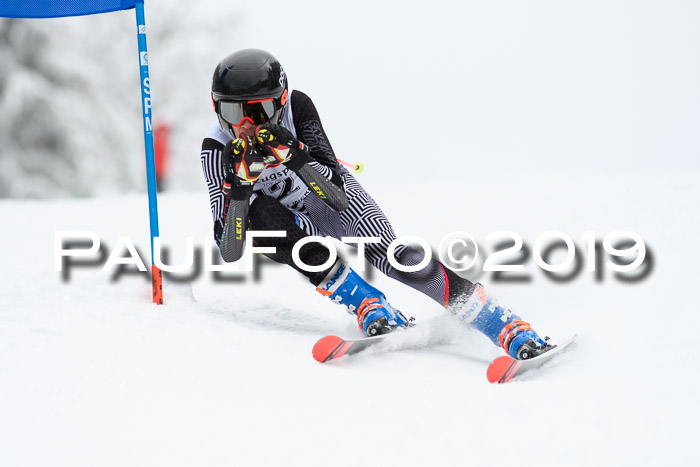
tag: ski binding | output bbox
[486,334,577,383]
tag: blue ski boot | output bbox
[454,283,553,360]
[317,262,411,336]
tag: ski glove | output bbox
[256,123,349,211]
[255,123,310,171]
[222,135,266,200]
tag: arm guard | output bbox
[294,161,349,212]
[218,182,252,262]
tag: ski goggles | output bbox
[218,98,279,127]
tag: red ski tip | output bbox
[487,356,523,384]
[312,335,353,363]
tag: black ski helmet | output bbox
[211,49,288,132]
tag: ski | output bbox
[486,335,577,384]
[312,334,387,363]
[313,332,577,376]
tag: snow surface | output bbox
[1,171,699,466]
[2,1,700,466]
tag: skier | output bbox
[200,49,552,360]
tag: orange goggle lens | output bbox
[219,99,278,127]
